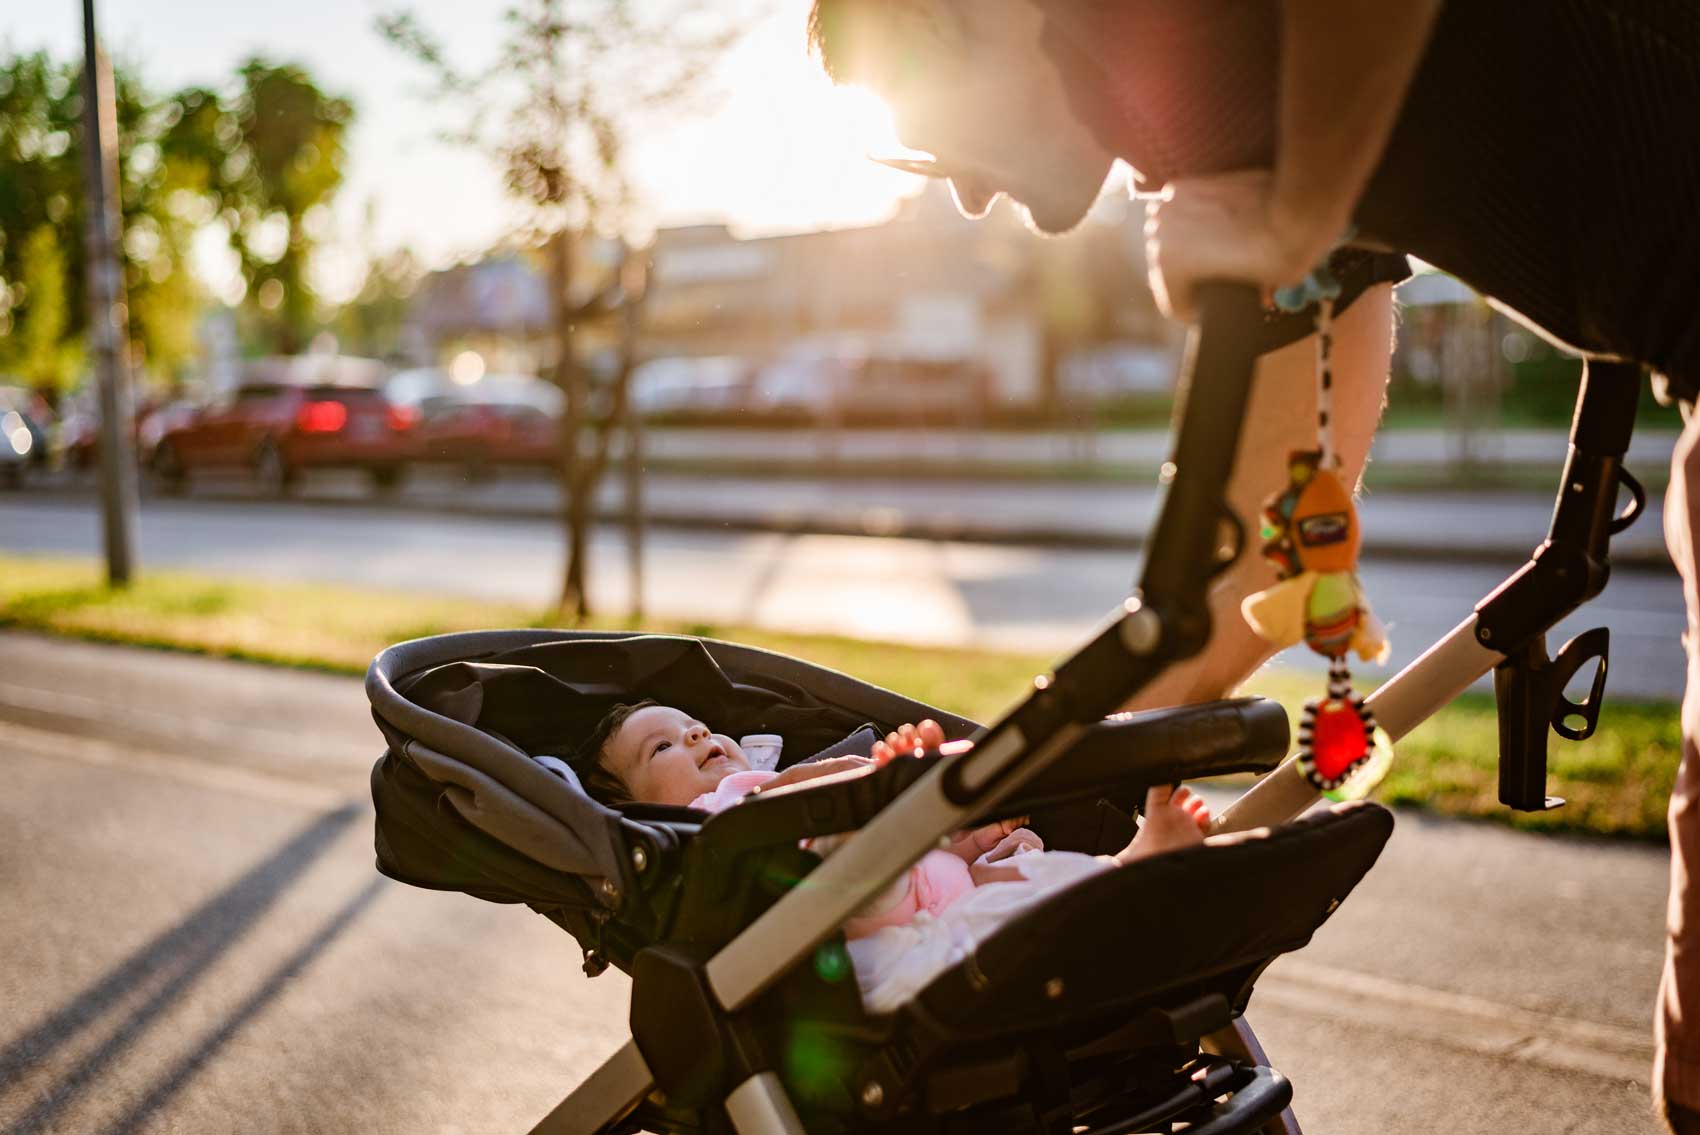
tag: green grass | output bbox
[1239,671,1679,841]
[0,552,1680,840]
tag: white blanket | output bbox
[845,849,1112,1013]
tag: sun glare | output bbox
[832,85,908,162]
[632,8,926,238]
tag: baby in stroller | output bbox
[567,701,1219,1010]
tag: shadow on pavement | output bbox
[105,876,389,1135]
[0,804,363,1135]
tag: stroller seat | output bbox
[367,629,1393,1135]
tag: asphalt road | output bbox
[0,632,1670,1134]
[0,492,1686,699]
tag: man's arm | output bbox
[1268,1,1443,279]
[1122,283,1394,710]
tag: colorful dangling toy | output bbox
[1240,299,1392,793]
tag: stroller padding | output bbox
[396,634,968,765]
[909,801,1393,1037]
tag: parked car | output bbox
[629,356,754,417]
[0,406,34,488]
[750,354,850,419]
[835,355,994,425]
[0,385,53,478]
[61,396,199,472]
[411,395,559,472]
[153,380,415,496]
[1058,344,1178,403]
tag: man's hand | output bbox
[1143,170,1321,322]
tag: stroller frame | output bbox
[375,285,1646,1135]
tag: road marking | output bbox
[1258,957,1653,1085]
[1,718,357,811]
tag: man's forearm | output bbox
[1271,1,1443,274]
[1123,284,1394,711]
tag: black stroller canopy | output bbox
[398,633,974,763]
[368,630,979,925]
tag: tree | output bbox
[0,50,355,391]
[5,225,74,393]
[162,62,354,353]
[336,242,422,360]
[0,52,205,390]
[381,0,736,620]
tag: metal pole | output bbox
[624,389,645,620]
[79,0,140,586]
[621,251,647,621]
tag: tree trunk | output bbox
[551,229,590,621]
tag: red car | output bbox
[410,395,558,473]
[153,381,417,496]
[63,397,199,472]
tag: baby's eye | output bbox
[652,741,671,756]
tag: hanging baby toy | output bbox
[1241,297,1393,795]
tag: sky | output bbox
[5,0,930,301]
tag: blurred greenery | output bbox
[4,224,74,392]
[0,551,1678,841]
[1240,671,1679,842]
[0,49,352,395]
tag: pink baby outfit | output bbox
[689,769,974,939]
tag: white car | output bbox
[629,357,753,415]
[0,385,50,487]
[0,407,35,487]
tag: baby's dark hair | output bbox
[569,700,657,808]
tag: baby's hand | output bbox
[968,827,1043,885]
[871,719,947,764]
[976,827,1043,865]
[948,816,1033,862]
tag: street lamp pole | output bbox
[79,0,140,586]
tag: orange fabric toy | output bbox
[1239,301,1390,792]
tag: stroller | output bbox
[366,286,1645,1134]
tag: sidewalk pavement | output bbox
[0,630,1671,1135]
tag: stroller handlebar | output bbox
[692,696,1289,851]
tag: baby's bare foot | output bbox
[1117,785,1211,865]
[871,719,946,763]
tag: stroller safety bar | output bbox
[692,696,1290,852]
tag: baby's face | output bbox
[603,705,750,807]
